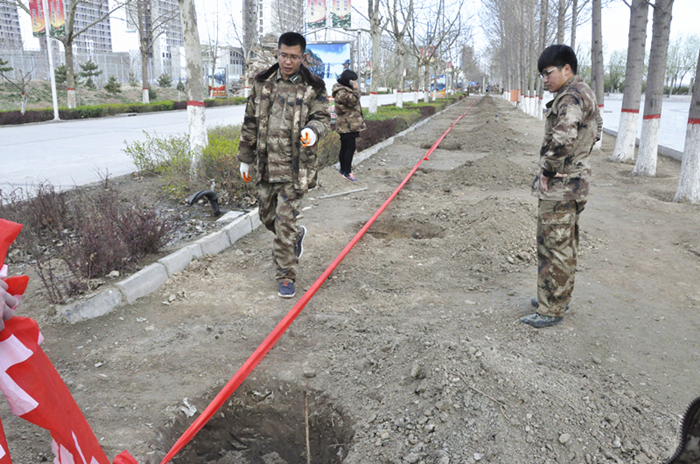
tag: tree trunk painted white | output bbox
[635,117,661,176]
[675,49,700,202]
[370,92,378,113]
[178,0,208,179]
[611,0,649,162]
[633,0,675,177]
[675,123,700,202]
[396,90,403,108]
[20,92,27,115]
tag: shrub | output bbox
[148,87,157,101]
[158,73,173,88]
[357,118,397,152]
[176,80,185,92]
[317,131,341,170]
[202,125,252,198]
[0,180,175,303]
[123,131,191,175]
[104,76,122,94]
[55,65,67,86]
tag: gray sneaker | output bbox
[531,298,569,314]
[519,313,563,328]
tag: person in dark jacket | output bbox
[332,70,365,181]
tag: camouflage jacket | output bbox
[332,83,366,134]
[238,63,330,192]
[534,74,602,201]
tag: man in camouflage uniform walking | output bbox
[521,44,602,328]
[238,32,330,298]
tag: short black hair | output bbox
[278,32,306,53]
[538,44,578,74]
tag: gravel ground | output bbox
[2,95,699,464]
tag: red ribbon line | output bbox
[643,114,662,120]
[186,100,205,107]
[159,97,482,463]
[688,118,700,125]
[621,108,640,113]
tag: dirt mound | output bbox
[441,195,536,273]
[445,153,536,189]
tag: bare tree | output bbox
[178,0,208,178]
[124,0,180,104]
[2,0,131,108]
[0,56,32,114]
[611,0,649,163]
[666,34,700,95]
[269,0,303,35]
[228,0,258,97]
[368,0,388,113]
[385,0,412,108]
[606,49,626,92]
[675,47,700,202]
[557,0,567,43]
[570,0,578,49]
[633,0,675,177]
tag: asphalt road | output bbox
[0,93,399,192]
[0,92,691,192]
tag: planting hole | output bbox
[158,380,354,464]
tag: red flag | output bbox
[0,418,12,463]
[0,218,138,464]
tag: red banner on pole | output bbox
[28,0,45,37]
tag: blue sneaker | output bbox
[295,226,306,259]
[278,281,296,298]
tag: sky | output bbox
[16,0,700,63]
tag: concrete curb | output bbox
[57,209,260,323]
[57,98,466,323]
[602,127,683,161]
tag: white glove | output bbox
[239,162,251,182]
[300,128,317,147]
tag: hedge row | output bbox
[0,97,248,126]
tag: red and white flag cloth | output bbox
[0,218,136,464]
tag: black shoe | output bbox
[278,281,296,298]
[519,313,563,328]
[295,226,306,259]
[531,298,570,314]
[666,395,700,463]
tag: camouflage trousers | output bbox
[258,181,304,283]
[537,199,587,317]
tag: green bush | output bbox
[158,73,173,88]
[202,125,243,194]
[104,76,122,94]
[148,87,157,101]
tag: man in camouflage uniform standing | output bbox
[521,44,602,328]
[238,32,330,298]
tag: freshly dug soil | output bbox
[2,96,699,464]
